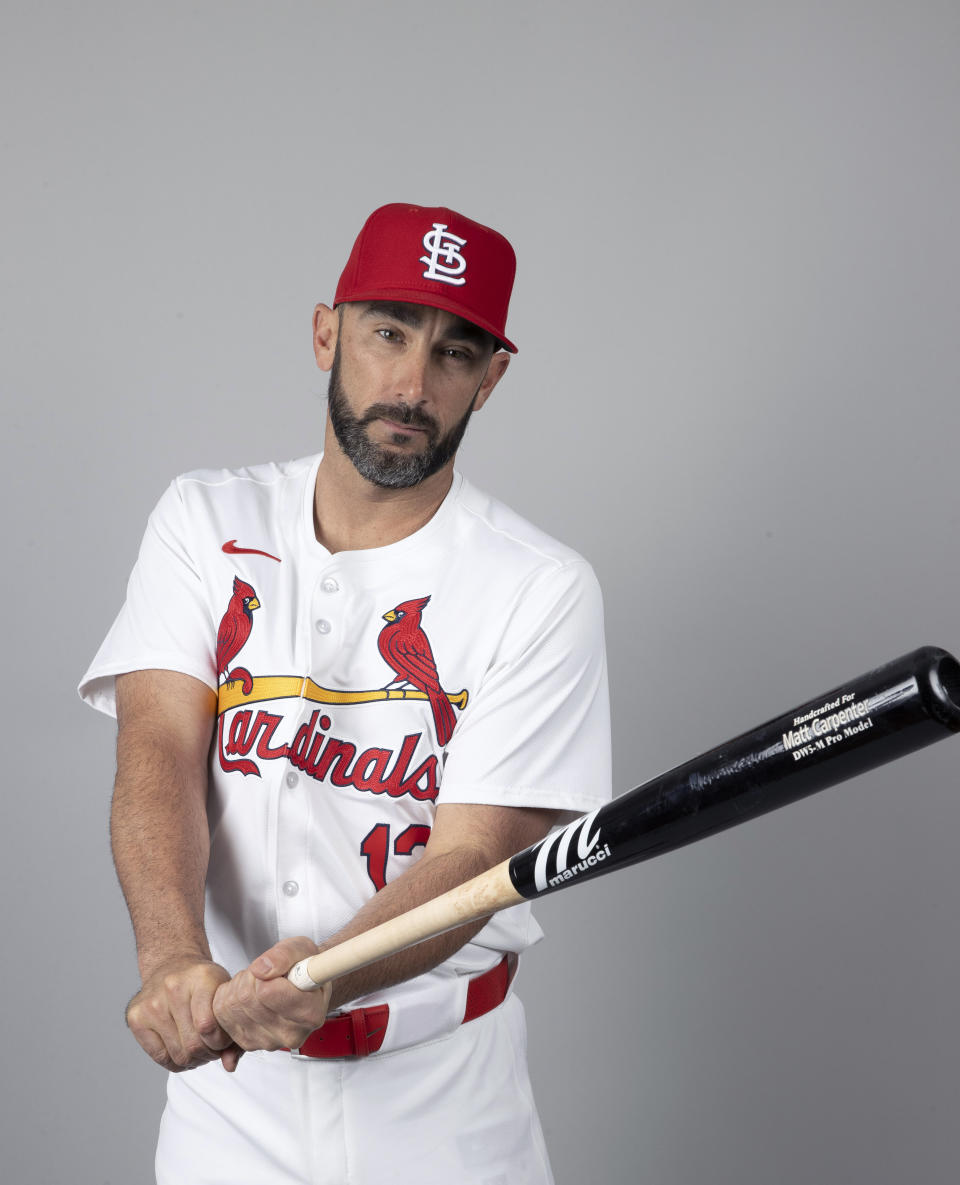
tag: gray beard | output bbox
[326,346,478,489]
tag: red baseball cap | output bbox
[334,203,518,353]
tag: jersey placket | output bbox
[274,565,345,939]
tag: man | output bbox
[80,203,611,1184]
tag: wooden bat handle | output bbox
[287,856,524,991]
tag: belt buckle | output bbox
[289,1004,390,1059]
[287,1009,344,1060]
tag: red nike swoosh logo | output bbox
[222,540,282,563]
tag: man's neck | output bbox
[313,438,455,554]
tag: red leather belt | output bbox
[291,953,517,1059]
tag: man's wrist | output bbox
[137,944,215,982]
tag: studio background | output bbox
[3,3,958,1182]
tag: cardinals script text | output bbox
[218,707,441,800]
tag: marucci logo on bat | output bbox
[546,844,613,888]
[532,808,613,892]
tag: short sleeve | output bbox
[439,560,611,814]
[78,479,218,717]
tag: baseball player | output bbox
[80,203,612,1185]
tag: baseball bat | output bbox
[289,645,960,991]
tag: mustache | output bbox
[359,403,439,433]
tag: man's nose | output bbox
[392,345,431,403]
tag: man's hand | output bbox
[126,956,238,1072]
[213,937,333,1070]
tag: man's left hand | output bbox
[213,936,333,1070]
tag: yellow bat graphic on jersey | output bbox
[218,674,468,717]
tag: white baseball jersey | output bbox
[80,453,611,1049]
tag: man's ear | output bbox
[313,304,339,372]
[473,351,510,411]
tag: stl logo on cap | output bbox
[420,223,468,287]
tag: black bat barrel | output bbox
[509,646,960,900]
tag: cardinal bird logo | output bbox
[216,576,260,695]
[377,596,457,747]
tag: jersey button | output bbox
[282,880,300,897]
[314,618,332,635]
[285,772,299,788]
[321,577,339,594]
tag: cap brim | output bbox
[334,287,518,353]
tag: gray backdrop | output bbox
[3,2,958,1182]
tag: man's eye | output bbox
[377,328,401,342]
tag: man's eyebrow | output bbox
[359,301,426,328]
[444,320,492,346]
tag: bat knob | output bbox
[287,957,323,991]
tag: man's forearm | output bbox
[112,723,213,978]
[318,845,496,1011]
[111,670,238,1070]
[307,803,559,1009]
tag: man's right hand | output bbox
[125,956,239,1072]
